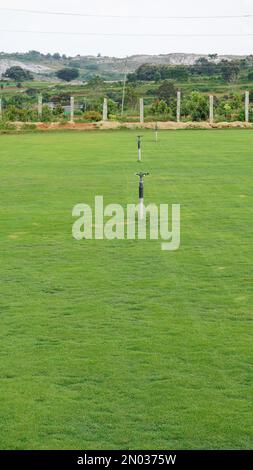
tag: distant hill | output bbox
[0,52,248,81]
[0,59,51,76]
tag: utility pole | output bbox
[121,57,128,117]
[245,91,249,123]
[177,91,181,123]
[209,95,214,124]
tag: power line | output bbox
[0,29,253,38]
[0,7,252,20]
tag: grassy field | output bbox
[0,129,252,450]
[1,76,252,100]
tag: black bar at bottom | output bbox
[0,450,252,468]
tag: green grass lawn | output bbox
[0,129,252,450]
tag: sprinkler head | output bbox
[136,172,149,180]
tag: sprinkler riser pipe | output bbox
[139,198,144,220]
[139,181,144,199]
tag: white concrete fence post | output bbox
[209,95,214,124]
[245,91,249,123]
[140,98,144,123]
[38,94,43,121]
[70,96,74,123]
[103,98,108,121]
[177,91,181,123]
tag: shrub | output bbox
[4,105,37,122]
[41,105,53,122]
[58,118,68,125]
[52,103,64,117]
[146,88,157,96]
[215,93,244,122]
[83,111,102,122]
[73,109,83,116]
[107,99,118,115]
[150,99,173,120]
[20,123,37,131]
[0,120,17,132]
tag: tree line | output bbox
[128,57,253,83]
[1,66,80,83]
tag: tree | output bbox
[192,58,217,76]
[3,66,34,82]
[164,66,189,81]
[128,64,189,83]
[27,50,42,60]
[220,60,240,83]
[135,64,157,81]
[56,68,79,82]
[127,72,138,82]
[157,80,176,105]
[125,84,138,108]
[248,71,253,80]
[151,99,170,116]
[87,75,104,88]
[154,71,161,83]
[182,92,209,121]
[208,53,218,61]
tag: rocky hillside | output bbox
[0,52,246,81]
[0,59,51,76]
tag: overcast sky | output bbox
[0,0,252,57]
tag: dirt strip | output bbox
[12,120,253,131]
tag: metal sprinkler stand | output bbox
[137,135,143,162]
[136,172,149,220]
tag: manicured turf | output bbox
[0,129,252,450]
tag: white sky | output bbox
[0,0,252,57]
